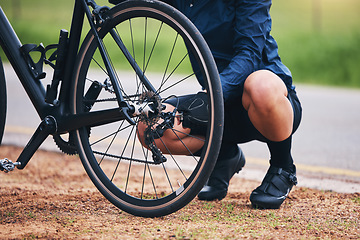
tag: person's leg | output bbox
[137,103,205,155]
[267,137,295,172]
[265,89,302,172]
[242,70,293,142]
[197,143,245,201]
[243,71,302,209]
[197,94,251,201]
[199,69,302,205]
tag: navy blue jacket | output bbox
[165,0,294,102]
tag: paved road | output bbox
[2,64,360,193]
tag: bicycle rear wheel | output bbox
[72,0,223,217]
[0,58,6,145]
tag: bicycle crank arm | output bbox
[16,116,57,169]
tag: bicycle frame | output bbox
[0,0,155,169]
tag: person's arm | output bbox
[220,0,271,102]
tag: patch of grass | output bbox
[221,201,235,214]
[270,0,360,88]
[280,32,360,88]
[202,201,215,210]
[27,211,36,219]
[6,212,14,217]
[352,197,360,205]
[1,0,76,45]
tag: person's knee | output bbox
[243,70,287,111]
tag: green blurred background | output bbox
[0,0,359,88]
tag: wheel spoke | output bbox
[144,22,163,73]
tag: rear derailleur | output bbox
[143,111,177,164]
[137,93,177,164]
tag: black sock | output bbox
[217,143,238,162]
[266,136,295,173]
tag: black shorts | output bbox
[165,89,302,144]
[222,89,302,144]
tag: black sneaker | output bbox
[198,147,246,201]
[250,166,297,209]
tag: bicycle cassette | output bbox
[138,91,163,125]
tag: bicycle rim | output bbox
[72,0,223,217]
[0,58,6,145]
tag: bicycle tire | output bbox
[71,0,223,217]
[0,58,6,145]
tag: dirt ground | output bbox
[0,145,359,239]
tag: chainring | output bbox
[53,128,90,155]
[53,133,78,155]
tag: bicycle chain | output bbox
[93,150,163,165]
[83,97,117,103]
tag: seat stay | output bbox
[109,28,158,94]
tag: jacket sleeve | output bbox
[220,0,271,102]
